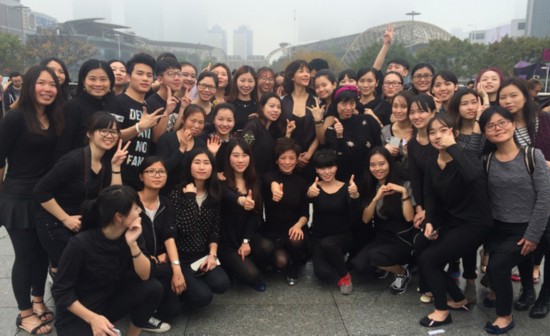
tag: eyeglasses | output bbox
[383,81,402,87]
[164,71,184,78]
[198,83,216,91]
[485,119,511,132]
[143,169,167,177]
[413,74,433,80]
[259,77,274,83]
[98,129,120,137]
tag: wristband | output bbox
[171,260,181,265]
[112,171,121,174]
[132,250,142,259]
[402,196,411,202]
[135,123,141,133]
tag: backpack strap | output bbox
[523,146,536,175]
[482,151,494,173]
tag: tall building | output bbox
[206,25,227,54]
[233,25,253,58]
[526,0,550,38]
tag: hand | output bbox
[62,215,82,233]
[111,139,130,167]
[248,112,259,120]
[308,177,320,198]
[306,97,326,122]
[183,183,197,194]
[217,172,226,181]
[424,223,438,240]
[413,209,425,229]
[137,106,165,131]
[348,174,359,198]
[124,217,142,245]
[271,182,283,202]
[439,127,457,149]
[178,128,193,152]
[383,24,394,45]
[333,118,344,138]
[297,152,310,168]
[384,144,400,156]
[207,134,222,155]
[202,62,212,73]
[286,119,296,136]
[165,87,180,115]
[200,254,218,272]
[243,189,255,211]
[179,87,192,109]
[238,243,251,261]
[385,182,405,194]
[289,224,304,240]
[518,238,538,256]
[476,83,489,105]
[171,267,186,295]
[156,253,167,264]
[276,86,284,97]
[89,314,116,336]
[374,184,395,200]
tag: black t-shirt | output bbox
[231,98,258,132]
[111,94,152,189]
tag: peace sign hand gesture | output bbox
[111,139,131,167]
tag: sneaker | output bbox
[391,269,411,295]
[338,273,353,295]
[511,267,521,282]
[141,317,171,333]
[286,276,298,286]
[420,292,434,303]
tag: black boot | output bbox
[530,287,550,319]
[515,287,537,311]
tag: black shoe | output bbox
[419,313,452,327]
[484,319,515,334]
[530,287,550,319]
[515,288,536,311]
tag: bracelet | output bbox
[314,120,323,125]
[112,170,121,174]
[132,250,142,259]
[135,123,141,133]
[402,196,411,201]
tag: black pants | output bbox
[218,234,273,286]
[178,264,229,309]
[150,263,183,321]
[266,233,306,278]
[55,278,163,335]
[416,224,490,310]
[7,228,49,310]
[36,218,74,268]
[311,232,352,283]
[352,234,413,274]
[487,221,534,317]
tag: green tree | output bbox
[24,31,97,69]
[352,42,417,71]
[484,36,550,76]
[0,32,24,75]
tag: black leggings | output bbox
[352,234,413,274]
[415,224,489,311]
[218,234,273,286]
[55,278,163,335]
[487,221,534,317]
[267,234,306,278]
[311,233,352,283]
[7,228,49,310]
[36,218,74,268]
[178,264,230,309]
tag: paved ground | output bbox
[1,226,550,335]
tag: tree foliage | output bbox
[0,33,24,75]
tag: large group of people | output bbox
[1,27,550,335]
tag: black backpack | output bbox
[483,146,536,175]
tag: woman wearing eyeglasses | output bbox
[410,63,435,96]
[34,112,128,280]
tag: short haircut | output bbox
[309,58,329,71]
[156,57,181,75]
[126,53,156,76]
[312,149,338,168]
[157,52,177,62]
[8,71,21,79]
[387,58,410,70]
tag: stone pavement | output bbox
[1,226,549,335]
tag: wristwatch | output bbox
[171,260,181,265]
[243,239,250,244]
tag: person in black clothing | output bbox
[356,67,390,127]
[108,59,128,95]
[35,112,128,278]
[325,85,382,182]
[311,69,337,146]
[211,63,231,104]
[228,66,258,132]
[203,103,235,174]
[415,114,492,328]
[156,104,206,193]
[40,57,72,102]
[431,70,458,114]
[52,185,169,335]
[352,147,416,295]
[243,92,294,175]
[3,71,22,112]
[261,138,309,285]
[136,157,184,323]
[111,53,165,190]
[167,148,230,309]
[54,59,118,159]
[0,65,63,335]
[338,69,357,87]
[218,139,272,291]
[307,149,360,295]
[381,71,404,102]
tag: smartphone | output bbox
[389,136,401,147]
[112,328,122,336]
[429,229,439,238]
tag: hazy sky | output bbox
[22,0,528,55]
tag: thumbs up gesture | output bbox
[333,118,344,138]
[308,177,321,198]
[271,182,284,202]
[348,174,359,199]
[243,189,255,211]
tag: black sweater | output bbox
[242,118,283,175]
[424,145,493,229]
[407,136,438,208]
[231,98,258,132]
[281,94,318,154]
[219,185,259,250]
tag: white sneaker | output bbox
[141,317,171,333]
[390,269,411,295]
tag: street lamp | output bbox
[405,11,421,51]
[542,66,549,93]
[114,33,121,58]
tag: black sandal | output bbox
[32,300,55,323]
[16,313,52,335]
